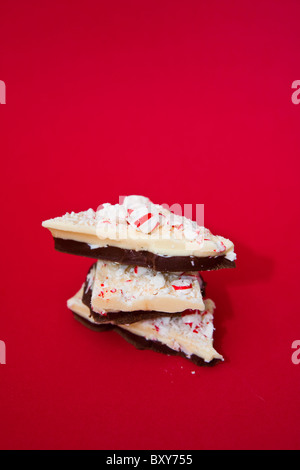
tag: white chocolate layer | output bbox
[42,195,236,259]
[67,285,88,317]
[89,261,205,315]
[68,288,223,363]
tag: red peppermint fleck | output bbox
[134,213,153,228]
[134,266,138,274]
[110,288,117,293]
[172,283,192,290]
[181,309,196,317]
[220,242,226,252]
[154,325,159,332]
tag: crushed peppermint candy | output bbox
[89,259,205,315]
[92,261,202,300]
[146,299,216,347]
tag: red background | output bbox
[0,0,300,450]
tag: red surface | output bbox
[0,0,300,450]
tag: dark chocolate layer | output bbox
[82,263,206,325]
[54,238,235,272]
[73,313,113,332]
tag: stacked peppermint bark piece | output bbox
[42,196,236,366]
